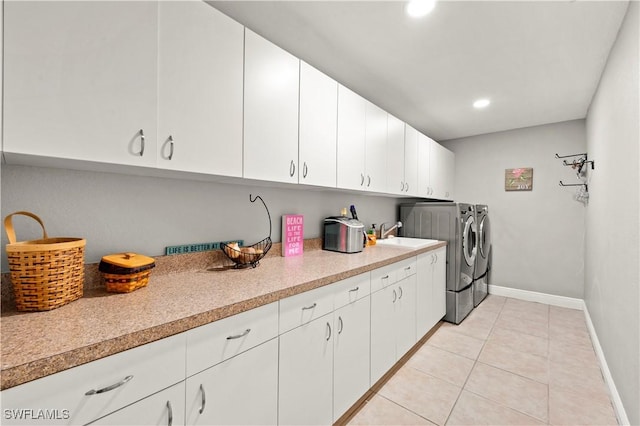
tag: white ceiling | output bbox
[209,0,629,141]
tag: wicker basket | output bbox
[99,252,155,293]
[4,211,85,312]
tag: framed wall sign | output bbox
[505,168,533,191]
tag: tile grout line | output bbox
[448,298,552,425]
[442,297,506,425]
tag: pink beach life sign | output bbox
[282,214,304,257]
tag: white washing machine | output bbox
[400,202,478,324]
[473,205,491,306]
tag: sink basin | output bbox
[375,237,440,249]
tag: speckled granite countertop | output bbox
[1,241,446,390]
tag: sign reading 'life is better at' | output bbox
[282,214,304,257]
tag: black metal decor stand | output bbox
[219,194,273,269]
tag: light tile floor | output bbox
[348,295,618,425]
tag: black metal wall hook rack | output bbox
[559,181,588,191]
[555,152,595,174]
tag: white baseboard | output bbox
[487,284,630,425]
[487,285,584,309]
[582,302,630,426]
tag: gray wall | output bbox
[1,165,402,270]
[585,2,639,424]
[442,119,587,299]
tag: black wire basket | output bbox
[220,195,272,268]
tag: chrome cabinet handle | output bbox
[226,328,251,340]
[360,173,365,186]
[392,289,397,303]
[338,316,344,334]
[303,162,308,178]
[367,175,371,187]
[289,160,296,177]
[348,286,360,293]
[405,266,412,271]
[406,183,409,192]
[398,286,403,300]
[302,302,317,311]
[326,322,332,341]
[167,401,173,426]
[85,375,133,395]
[167,135,174,160]
[401,182,405,192]
[382,275,389,280]
[138,129,145,156]
[198,384,206,414]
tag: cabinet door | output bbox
[386,114,406,195]
[416,252,436,338]
[364,102,388,192]
[89,382,185,426]
[432,247,447,323]
[157,1,243,176]
[429,142,455,200]
[396,275,417,357]
[185,339,278,426]
[370,285,397,385]
[441,147,456,200]
[337,85,367,190]
[279,314,334,425]
[417,132,432,197]
[333,296,370,422]
[3,1,157,166]
[299,61,338,187]
[1,334,186,426]
[244,29,300,183]
[404,125,419,196]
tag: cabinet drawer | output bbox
[333,273,371,309]
[396,258,417,280]
[1,333,186,426]
[88,381,185,426]
[186,302,278,377]
[279,284,335,334]
[370,264,397,293]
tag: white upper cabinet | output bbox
[404,125,419,196]
[243,29,300,183]
[386,114,406,195]
[337,85,367,190]
[336,86,388,193]
[430,141,455,200]
[157,1,243,177]
[417,132,433,197]
[3,1,158,167]
[387,118,419,196]
[299,62,338,187]
[364,101,388,193]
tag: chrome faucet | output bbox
[379,221,403,239]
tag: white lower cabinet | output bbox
[185,339,278,426]
[0,334,186,426]
[416,247,447,336]
[278,313,334,426]
[396,274,418,357]
[333,295,371,422]
[370,263,417,385]
[89,382,185,426]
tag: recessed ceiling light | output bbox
[473,99,491,109]
[406,0,436,18]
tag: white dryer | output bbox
[473,205,491,306]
